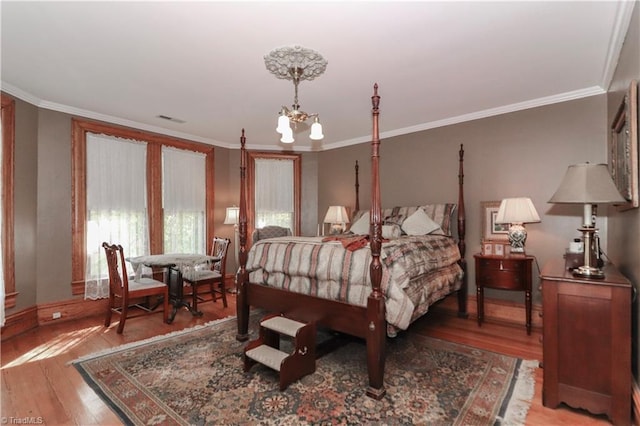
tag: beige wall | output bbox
[318,95,608,307]
[36,109,73,303]
[12,96,38,310]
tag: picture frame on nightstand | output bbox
[481,240,508,257]
[481,241,493,256]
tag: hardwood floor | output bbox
[1,294,612,425]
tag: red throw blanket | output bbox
[322,234,369,251]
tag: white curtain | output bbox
[85,133,149,300]
[162,146,206,254]
[255,158,293,229]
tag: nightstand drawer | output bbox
[477,270,525,290]
[477,258,525,272]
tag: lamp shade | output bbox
[223,206,239,225]
[280,126,294,144]
[323,206,350,224]
[309,117,324,140]
[276,113,290,134]
[548,163,625,204]
[495,198,541,224]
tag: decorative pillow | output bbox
[349,211,369,235]
[350,210,367,225]
[382,207,409,227]
[383,213,407,227]
[420,204,457,236]
[382,224,402,239]
[401,208,443,236]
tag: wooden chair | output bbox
[102,242,169,333]
[183,237,230,312]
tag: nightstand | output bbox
[474,253,534,334]
[541,259,631,425]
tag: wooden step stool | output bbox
[244,314,316,390]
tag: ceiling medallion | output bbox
[264,45,327,143]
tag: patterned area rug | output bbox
[72,315,537,425]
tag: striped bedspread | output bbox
[246,235,463,335]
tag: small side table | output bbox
[474,253,534,334]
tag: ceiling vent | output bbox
[156,114,186,124]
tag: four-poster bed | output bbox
[235,84,467,399]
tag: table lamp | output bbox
[224,206,240,269]
[548,163,625,279]
[323,206,350,234]
[495,197,540,254]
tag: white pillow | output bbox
[401,208,442,236]
[349,212,369,235]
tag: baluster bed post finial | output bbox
[366,83,386,399]
[236,129,250,341]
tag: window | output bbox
[71,119,214,296]
[162,146,206,254]
[0,94,15,317]
[84,134,149,299]
[247,152,301,236]
[254,158,294,229]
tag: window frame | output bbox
[246,151,301,238]
[71,119,215,295]
[1,94,16,308]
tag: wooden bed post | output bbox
[354,160,360,215]
[457,144,468,318]
[236,129,250,341]
[366,83,386,400]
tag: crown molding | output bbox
[1,81,606,153]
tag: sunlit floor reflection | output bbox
[1,325,104,368]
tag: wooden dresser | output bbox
[541,259,632,425]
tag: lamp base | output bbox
[329,223,344,235]
[574,226,605,279]
[573,265,605,279]
[508,223,527,254]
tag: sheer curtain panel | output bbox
[85,133,149,300]
[255,158,294,229]
[162,146,206,254]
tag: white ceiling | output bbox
[1,1,635,152]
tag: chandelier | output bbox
[264,45,327,143]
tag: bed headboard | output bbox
[351,146,466,241]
